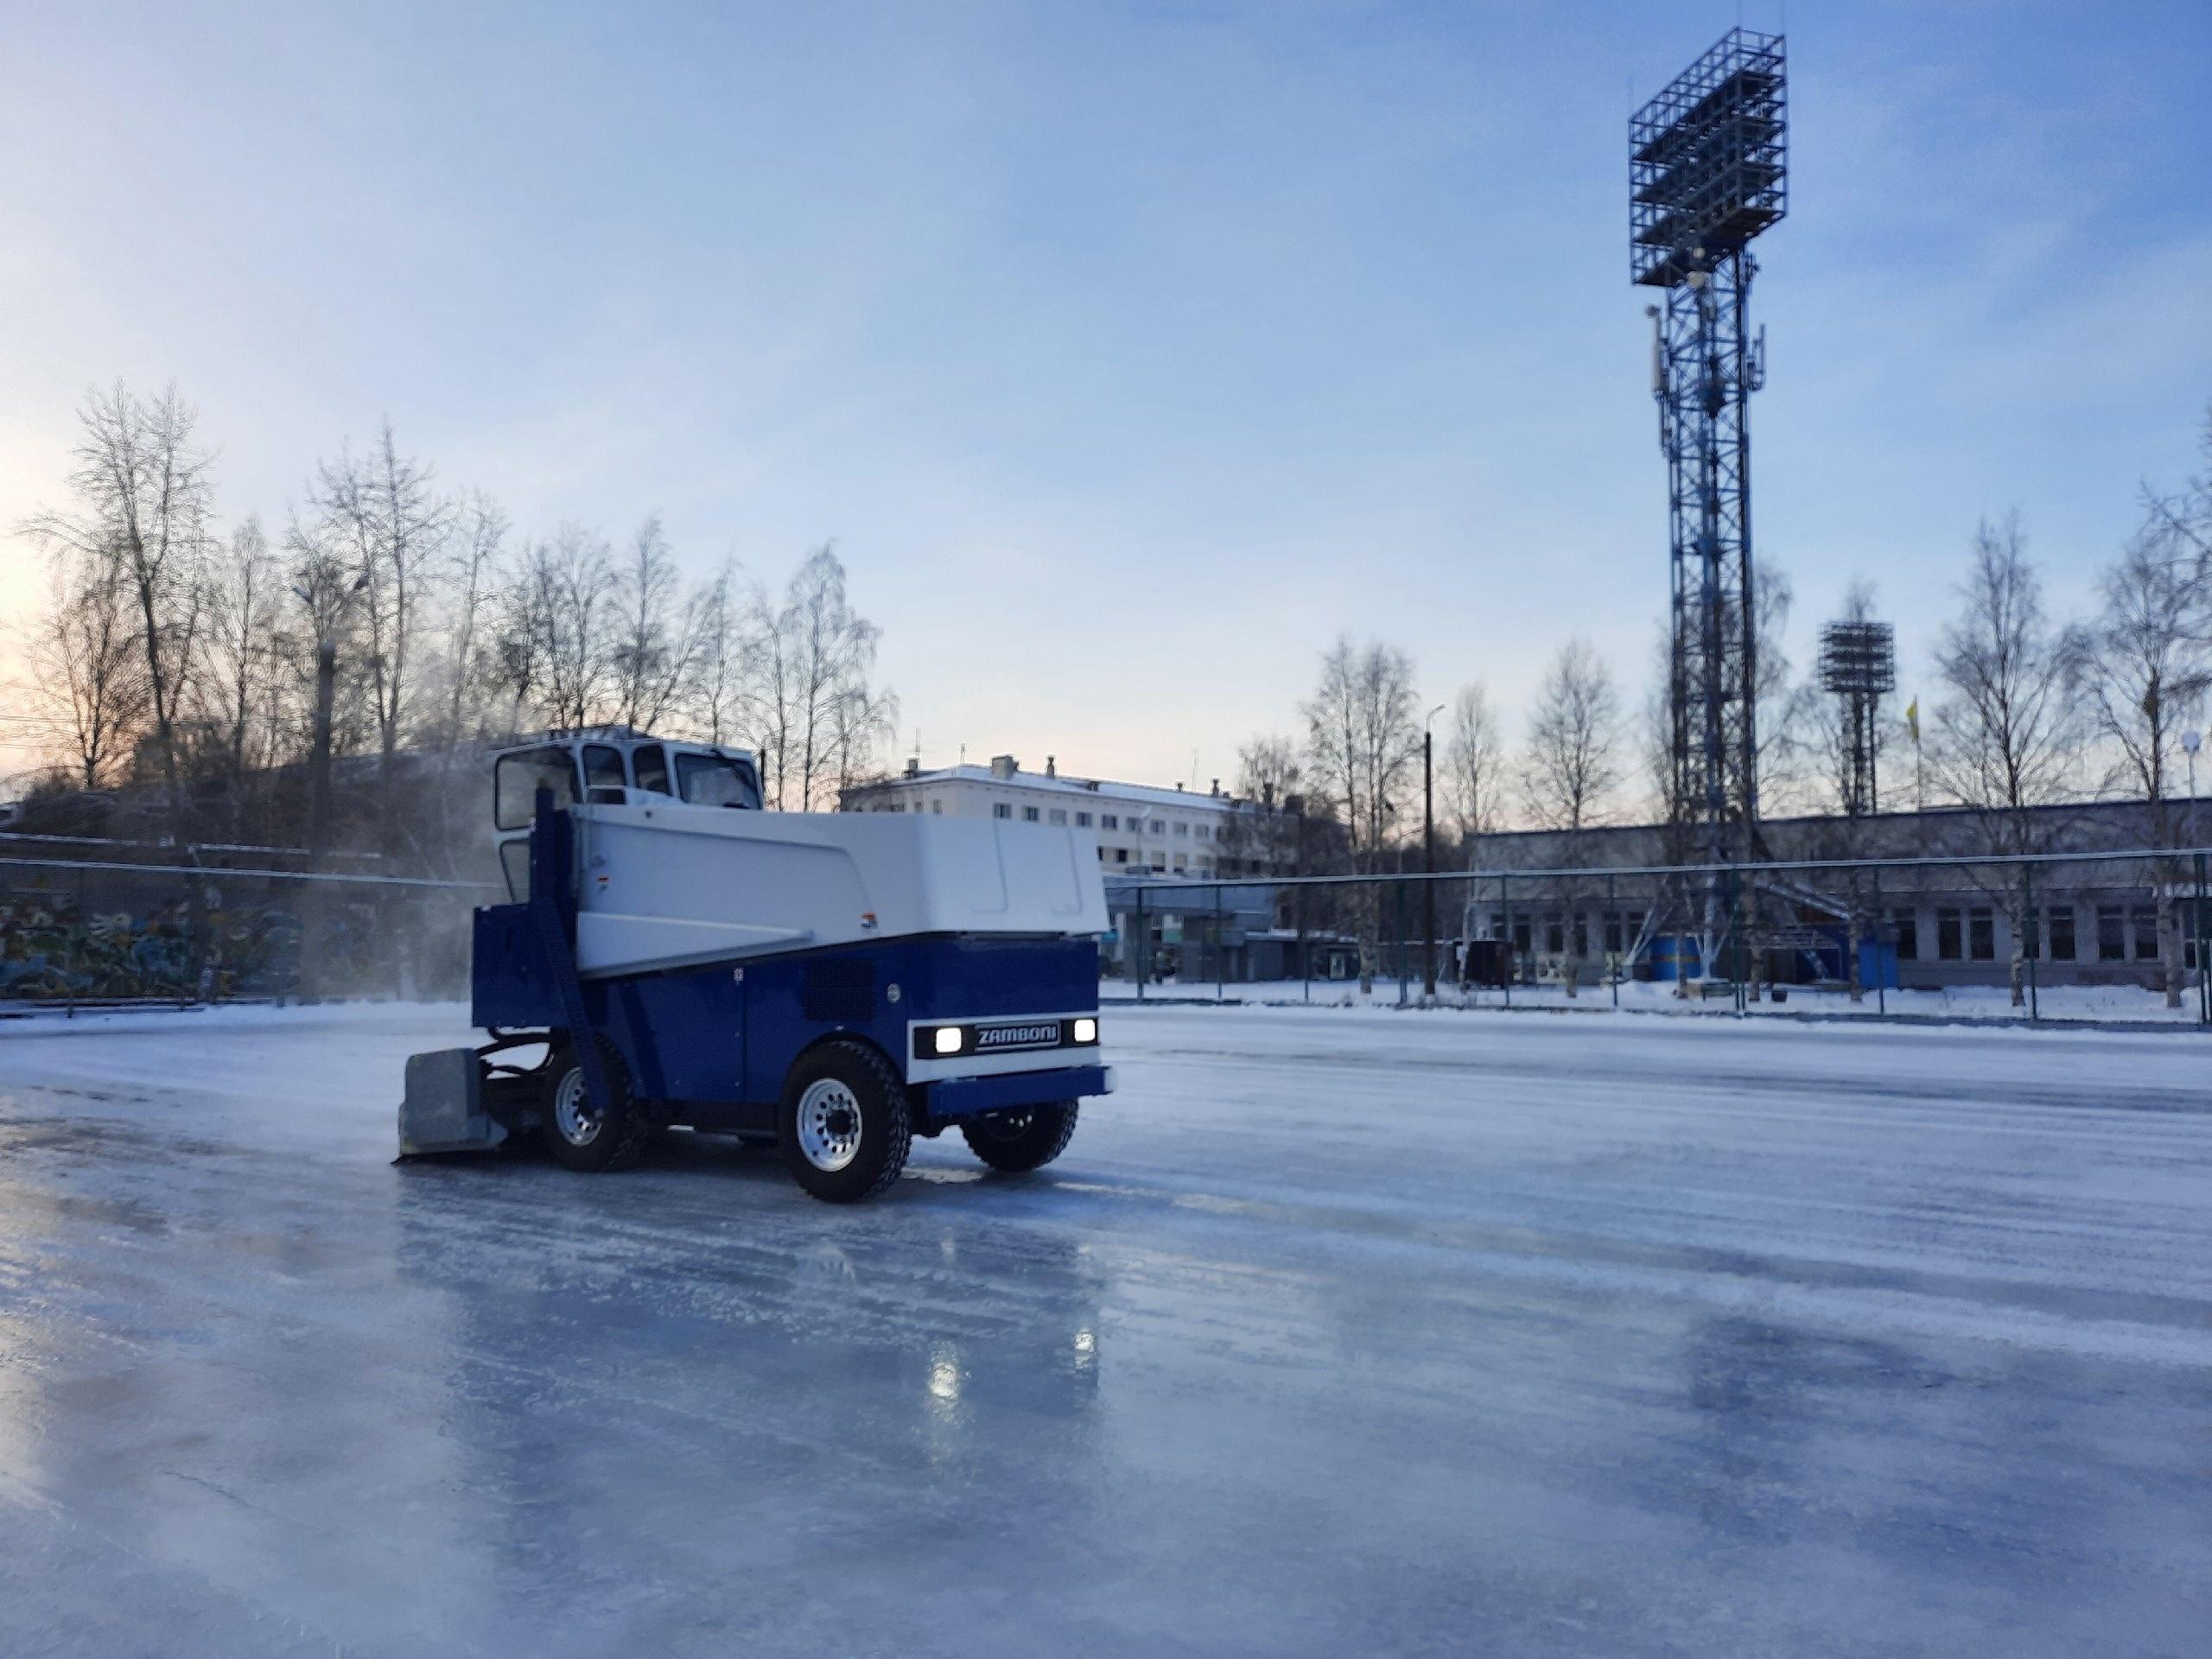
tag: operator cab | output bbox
[492,728,763,900]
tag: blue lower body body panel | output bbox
[926,1065,1113,1122]
[468,914,1105,1132]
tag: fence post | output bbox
[1135,887,1146,1003]
[69,864,86,1020]
[1395,879,1408,1007]
[2022,863,2039,1025]
[1872,864,1886,1018]
[1300,883,1311,1004]
[1732,877,1746,1018]
[1608,872,1619,1010]
[1501,874,1513,1008]
[2185,858,2202,1026]
[1215,884,1225,1004]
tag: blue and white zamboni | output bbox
[399,731,1113,1202]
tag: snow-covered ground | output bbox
[3,1001,2209,1656]
[1116,974,2207,1023]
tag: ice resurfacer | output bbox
[399,731,1112,1201]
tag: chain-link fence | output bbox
[1103,847,2212,1028]
[0,855,493,1013]
[13,843,2212,1031]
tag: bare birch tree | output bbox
[1302,635,1419,990]
[1929,513,2088,1005]
[438,491,507,748]
[500,525,618,732]
[303,421,447,850]
[745,545,893,809]
[689,558,751,746]
[1520,638,1620,995]
[1440,680,1504,848]
[198,517,286,836]
[25,384,215,844]
[2080,518,2210,1006]
[26,550,149,791]
[609,515,707,734]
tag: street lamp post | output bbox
[2184,731,2202,1014]
[1423,703,1445,1000]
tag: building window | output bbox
[1076,811,1091,827]
[1545,917,1564,955]
[1115,849,1129,864]
[1150,819,1165,834]
[1936,907,1962,960]
[2048,906,2075,961]
[932,801,943,815]
[1173,822,1188,837]
[994,804,1011,819]
[1891,909,1918,961]
[2132,906,2158,960]
[1968,908,1994,962]
[1023,806,1040,823]
[2098,906,2125,961]
[1049,809,1067,824]
[1193,826,1208,842]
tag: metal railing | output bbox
[1106,846,2212,1029]
[1,855,496,1014]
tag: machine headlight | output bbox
[933,1027,965,1056]
[1072,1017,1097,1045]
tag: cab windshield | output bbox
[676,752,763,810]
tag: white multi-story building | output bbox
[842,754,1252,877]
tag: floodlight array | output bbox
[1630,28,1788,287]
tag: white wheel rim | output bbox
[796,1078,863,1172]
[553,1067,601,1147]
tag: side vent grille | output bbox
[803,958,875,1023]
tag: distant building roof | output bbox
[849,759,1244,814]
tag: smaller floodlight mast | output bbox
[1632,27,1788,969]
[1818,620,1897,817]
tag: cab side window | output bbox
[494,747,580,830]
[632,744,671,796]
[582,745,626,795]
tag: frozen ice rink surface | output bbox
[3,1003,2209,1657]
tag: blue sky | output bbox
[3,2,2208,792]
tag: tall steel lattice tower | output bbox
[1818,620,1896,817]
[1631,28,1788,963]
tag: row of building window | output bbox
[1484,906,2173,963]
[1899,906,2166,963]
[983,801,1212,838]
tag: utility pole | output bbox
[1424,703,1444,999]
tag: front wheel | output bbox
[960,1101,1078,1173]
[541,1038,653,1172]
[778,1041,912,1203]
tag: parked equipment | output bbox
[400,729,1113,1201]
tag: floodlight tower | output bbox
[1818,620,1897,817]
[1632,28,1788,963]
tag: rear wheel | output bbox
[779,1041,912,1203]
[960,1101,1079,1173]
[542,1038,653,1172]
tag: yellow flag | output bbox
[1905,697,1920,745]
